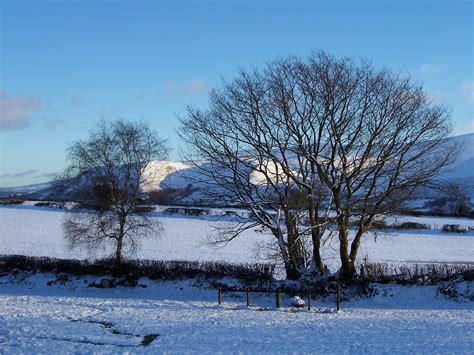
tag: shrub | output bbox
[360,259,473,284]
[34,201,65,209]
[442,224,468,233]
[132,206,155,213]
[370,220,387,229]
[163,207,210,216]
[0,198,24,205]
[388,221,429,230]
[0,255,275,282]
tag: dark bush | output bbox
[396,206,474,219]
[163,207,210,216]
[34,202,64,208]
[0,255,275,282]
[0,199,24,205]
[132,206,155,213]
[442,224,468,233]
[370,220,387,229]
[359,259,473,284]
[391,222,429,230]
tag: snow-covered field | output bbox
[1,274,473,354]
[1,205,473,273]
[1,204,473,353]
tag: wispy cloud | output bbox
[0,170,58,180]
[33,171,59,180]
[0,90,41,130]
[413,64,444,76]
[161,79,208,96]
[0,169,40,179]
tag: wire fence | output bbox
[217,284,341,311]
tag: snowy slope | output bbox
[1,133,473,202]
[438,133,474,182]
[0,182,52,198]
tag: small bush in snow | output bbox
[163,207,210,216]
[370,220,387,229]
[442,224,468,233]
[392,222,429,230]
[0,198,24,205]
[360,259,473,284]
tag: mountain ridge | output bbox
[1,133,473,202]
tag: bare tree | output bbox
[432,181,471,215]
[296,53,456,281]
[61,119,169,266]
[180,52,456,281]
[179,59,332,279]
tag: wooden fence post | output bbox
[218,287,222,305]
[246,287,250,307]
[276,288,281,308]
[336,283,341,311]
[307,289,311,311]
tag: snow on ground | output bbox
[1,205,473,353]
[0,274,473,354]
[1,205,473,273]
[0,205,261,264]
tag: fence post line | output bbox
[336,283,341,311]
[246,287,250,307]
[307,289,311,311]
[276,288,281,308]
[218,287,222,305]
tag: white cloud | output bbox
[413,64,444,76]
[0,90,41,130]
[0,169,58,180]
[161,79,208,96]
[0,169,39,179]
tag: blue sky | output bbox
[0,0,473,187]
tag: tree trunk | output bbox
[349,228,365,270]
[286,232,303,280]
[338,216,356,283]
[273,228,300,280]
[308,195,325,274]
[115,237,123,266]
[115,215,126,267]
[285,211,304,280]
[311,232,325,274]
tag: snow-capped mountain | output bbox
[1,133,473,203]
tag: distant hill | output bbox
[1,133,473,204]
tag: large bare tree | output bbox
[179,61,332,279]
[302,53,455,281]
[61,119,169,266]
[180,52,455,281]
